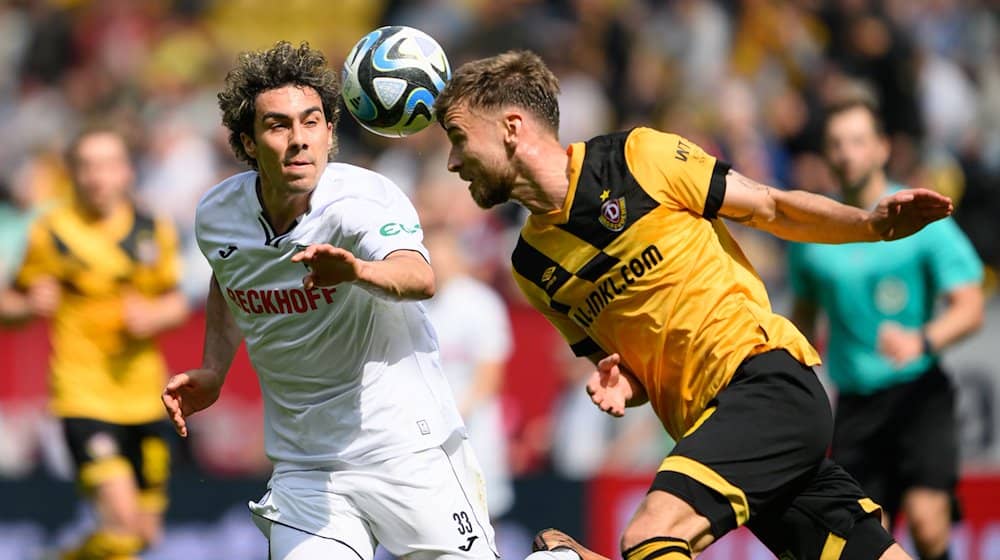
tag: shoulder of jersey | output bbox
[198,170,257,212]
[312,162,403,207]
[627,126,680,150]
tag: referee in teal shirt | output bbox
[789,98,984,560]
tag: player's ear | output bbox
[241,132,256,158]
[502,111,522,147]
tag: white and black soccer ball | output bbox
[341,25,451,138]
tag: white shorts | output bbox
[250,433,498,560]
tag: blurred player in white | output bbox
[423,229,514,520]
[161,41,497,560]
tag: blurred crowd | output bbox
[1,0,998,483]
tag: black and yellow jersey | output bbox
[512,128,820,440]
[17,202,181,424]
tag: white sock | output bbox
[526,549,581,560]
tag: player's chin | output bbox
[284,171,318,191]
[470,183,510,209]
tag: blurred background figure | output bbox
[1,126,189,559]
[789,97,985,560]
[424,228,515,521]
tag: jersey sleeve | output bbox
[337,177,429,263]
[922,217,983,293]
[15,217,62,288]
[786,242,818,302]
[625,127,730,218]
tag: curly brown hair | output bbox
[434,50,560,134]
[218,41,341,169]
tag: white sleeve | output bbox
[338,178,429,262]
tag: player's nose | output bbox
[446,147,461,173]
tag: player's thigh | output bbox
[130,421,173,523]
[653,350,833,541]
[831,392,896,509]
[249,480,376,560]
[746,458,893,560]
[62,418,142,527]
[361,435,497,560]
[269,521,365,560]
[898,366,959,495]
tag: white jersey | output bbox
[195,163,464,467]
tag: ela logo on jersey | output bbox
[380,222,421,236]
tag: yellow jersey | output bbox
[513,128,820,440]
[17,202,181,424]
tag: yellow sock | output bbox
[623,536,692,560]
[69,530,144,560]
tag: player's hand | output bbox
[27,277,60,318]
[877,322,924,367]
[869,188,952,241]
[586,353,633,417]
[162,369,225,437]
[291,244,366,289]
[123,295,159,339]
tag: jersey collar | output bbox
[530,142,584,227]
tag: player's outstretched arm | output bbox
[162,275,242,437]
[716,170,953,243]
[292,244,434,300]
[586,353,649,417]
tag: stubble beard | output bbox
[470,172,515,209]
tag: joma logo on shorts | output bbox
[571,244,663,328]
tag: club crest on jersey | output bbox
[599,196,627,232]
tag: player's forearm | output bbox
[763,190,879,244]
[356,251,435,300]
[0,289,33,326]
[148,291,191,335]
[924,283,985,353]
[201,276,242,379]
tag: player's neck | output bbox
[75,198,128,224]
[257,177,311,234]
[843,171,887,210]
[514,141,570,215]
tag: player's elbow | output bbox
[409,269,436,300]
[967,298,986,333]
[416,279,435,300]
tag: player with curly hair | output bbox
[162,41,497,560]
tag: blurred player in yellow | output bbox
[2,126,189,559]
[436,51,953,560]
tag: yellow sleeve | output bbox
[513,271,600,357]
[151,217,182,293]
[15,217,62,288]
[625,127,730,218]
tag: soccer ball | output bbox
[341,26,451,138]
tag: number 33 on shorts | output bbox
[453,511,479,551]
